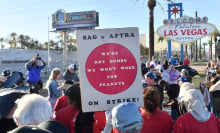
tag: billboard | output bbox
[77,27,144,112]
[52,10,98,30]
[156,15,216,44]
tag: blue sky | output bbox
[0,0,219,47]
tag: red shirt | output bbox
[55,106,78,132]
[70,111,106,133]
[174,113,220,133]
[53,95,69,112]
[140,108,173,133]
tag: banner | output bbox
[77,27,144,112]
[157,15,216,44]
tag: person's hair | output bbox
[158,80,169,90]
[46,68,61,87]
[157,61,160,65]
[48,68,61,81]
[152,56,155,60]
[207,62,211,68]
[13,94,52,126]
[179,61,183,65]
[120,123,142,133]
[65,85,94,133]
[143,87,160,113]
[163,60,169,70]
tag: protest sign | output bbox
[77,27,144,112]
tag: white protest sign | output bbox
[77,27,144,112]
[157,15,216,44]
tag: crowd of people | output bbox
[0,53,220,133]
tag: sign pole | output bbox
[63,31,67,66]
[167,3,184,61]
[168,4,172,59]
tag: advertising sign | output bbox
[157,15,216,44]
[52,10,98,30]
[77,27,144,112]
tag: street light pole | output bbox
[48,16,50,69]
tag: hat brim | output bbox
[59,84,73,90]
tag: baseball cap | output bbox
[2,70,11,77]
[145,72,157,81]
[112,102,142,132]
[59,80,74,90]
[68,64,78,71]
[181,69,189,76]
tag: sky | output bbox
[0,0,219,48]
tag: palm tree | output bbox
[67,36,77,52]
[24,35,31,49]
[44,42,49,50]
[158,36,164,58]
[199,39,202,60]
[185,44,188,58]
[189,42,194,60]
[213,30,219,61]
[208,39,213,60]
[202,42,207,59]
[49,40,56,50]
[0,37,4,49]
[148,0,156,61]
[18,34,25,49]
[9,32,17,49]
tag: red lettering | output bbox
[169,30,173,36]
[164,30,168,36]
[203,28,207,35]
[191,29,197,35]
[183,19,187,23]
[187,29,191,35]
[174,30,178,36]
[181,30,186,35]
[197,29,202,35]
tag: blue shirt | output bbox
[27,65,43,83]
[47,80,62,99]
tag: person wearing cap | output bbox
[9,120,69,133]
[145,72,163,110]
[0,90,26,133]
[2,69,11,78]
[46,68,62,109]
[178,69,191,86]
[174,89,220,133]
[53,80,74,112]
[141,88,173,133]
[13,94,53,126]
[25,54,46,94]
[63,64,79,85]
[102,102,142,133]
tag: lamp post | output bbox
[48,16,50,69]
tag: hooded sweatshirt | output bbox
[183,89,210,122]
